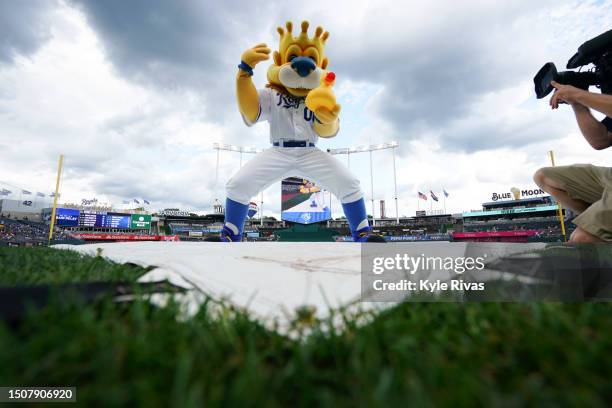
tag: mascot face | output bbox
[267,21,329,98]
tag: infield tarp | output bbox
[52,241,579,325]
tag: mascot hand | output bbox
[314,104,341,125]
[241,43,271,68]
[306,72,340,124]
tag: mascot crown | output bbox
[276,21,329,58]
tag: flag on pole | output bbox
[443,188,449,197]
[430,190,439,202]
[133,199,140,204]
[418,191,427,200]
[22,189,31,195]
[143,199,150,205]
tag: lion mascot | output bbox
[213,21,385,242]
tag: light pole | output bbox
[213,143,262,177]
[392,145,399,224]
[212,142,263,218]
[213,142,400,227]
[369,149,374,225]
[327,141,400,227]
[215,148,220,192]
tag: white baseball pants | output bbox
[226,147,364,205]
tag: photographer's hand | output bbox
[550,80,612,118]
[551,80,612,149]
[549,81,584,109]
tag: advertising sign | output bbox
[453,231,538,239]
[281,177,331,225]
[490,187,546,201]
[248,202,258,219]
[130,214,152,229]
[462,204,558,218]
[70,233,180,241]
[55,208,80,226]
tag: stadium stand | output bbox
[0,217,71,246]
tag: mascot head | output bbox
[267,21,329,97]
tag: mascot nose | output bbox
[291,56,316,77]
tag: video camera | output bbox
[534,29,612,99]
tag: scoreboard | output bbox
[55,209,150,230]
[104,213,131,228]
[281,177,331,224]
[78,211,132,229]
[79,211,100,227]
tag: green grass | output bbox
[0,247,611,407]
[0,246,146,285]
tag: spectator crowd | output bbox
[0,217,71,244]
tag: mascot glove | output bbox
[314,104,341,125]
[240,43,271,69]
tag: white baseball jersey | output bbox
[242,88,338,144]
[228,88,360,206]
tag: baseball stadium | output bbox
[2,2,612,406]
[0,174,573,246]
[1,148,608,405]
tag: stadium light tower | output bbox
[213,141,401,226]
[327,141,400,225]
[212,143,264,225]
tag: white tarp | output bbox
[55,242,368,321]
[54,241,547,324]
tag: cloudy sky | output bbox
[1,0,611,218]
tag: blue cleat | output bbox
[353,226,386,243]
[205,225,242,242]
[342,198,386,243]
[205,198,247,242]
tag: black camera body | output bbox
[534,29,612,99]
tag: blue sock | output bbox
[342,198,370,239]
[223,198,249,238]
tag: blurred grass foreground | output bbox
[0,246,610,406]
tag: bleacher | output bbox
[0,217,71,246]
